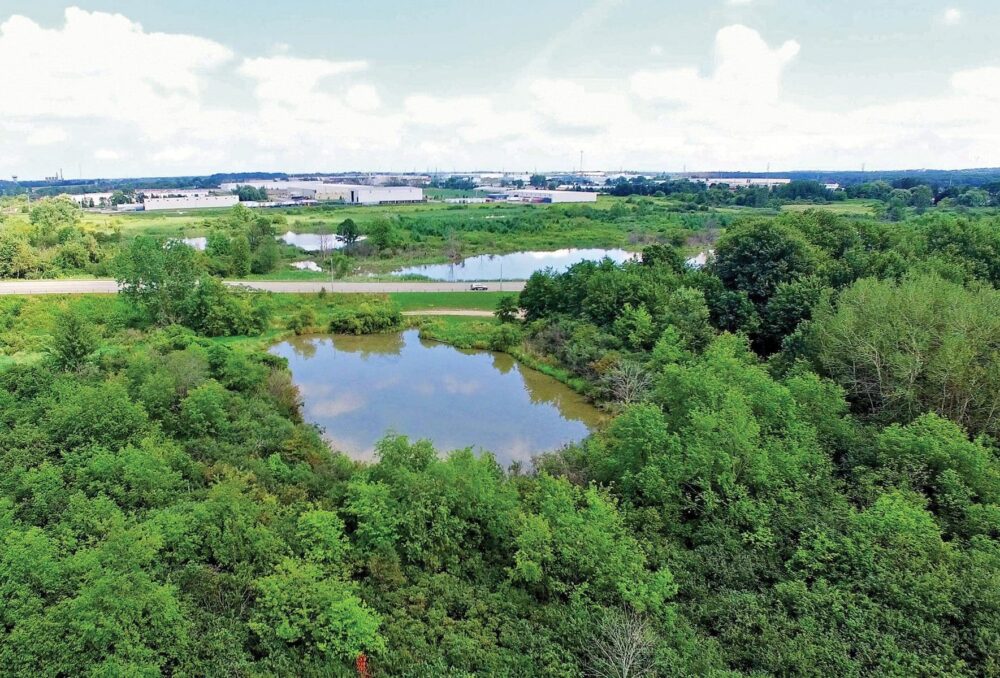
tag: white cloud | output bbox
[346,84,381,111]
[0,7,231,124]
[0,7,998,175]
[944,7,963,24]
[727,0,755,5]
[238,55,367,103]
[25,126,67,146]
[649,44,663,56]
[529,78,634,129]
[631,25,799,106]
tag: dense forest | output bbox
[2,207,1000,675]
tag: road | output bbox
[0,279,526,295]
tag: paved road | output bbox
[0,279,526,295]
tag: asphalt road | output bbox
[0,280,526,295]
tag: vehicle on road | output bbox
[469,284,489,291]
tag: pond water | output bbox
[280,232,365,251]
[270,330,601,465]
[180,233,364,252]
[390,248,637,281]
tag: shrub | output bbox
[489,323,523,351]
[328,302,401,335]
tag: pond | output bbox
[389,248,637,281]
[181,233,364,252]
[271,330,602,466]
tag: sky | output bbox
[1,1,999,178]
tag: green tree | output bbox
[29,197,81,247]
[250,558,384,668]
[911,185,934,213]
[810,274,1000,436]
[230,234,251,277]
[114,237,201,325]
[494,295,520,323]
[712,219,815,305]
[0,231,40,278]
[366,216,397,252]
[48,307,98,371]
[251,239,279,274]
[337,218,360,246]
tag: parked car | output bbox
[469,283,488,291]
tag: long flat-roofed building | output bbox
[504,189,597,203]
[143,195,239,210]
[219,180,424,204]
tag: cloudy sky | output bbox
[2,1,999,178]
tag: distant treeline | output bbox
[670,167,1000,187]
[0,173,291,197]
[609,176,1000,212]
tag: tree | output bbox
[0,231,40,278]
[530,174,548,188]
[250,558,384,668]
[114,237,201,325]
[640,244,685,274]
[110,189,134,206]
[48,307,98,371]
[585,607,657,678]
[605,361,652,405]
[712,220,815,305]
[810,274,1000,436]
[337,218,360,246]
[29,197,81,247]
[662,287,713,352]
[366,216,397,252]
[251,239,279,274]
[911,185,934,213]
[494,295,520,323]
[230,235,251,277]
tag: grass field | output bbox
[780,200,878,215]
[389,291,511,312]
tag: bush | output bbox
[489,323,523,351]
[286,308,316,336]
[328,302,401,335]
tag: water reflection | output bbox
[271,330,601,465]
[181,233,363,253]
[391,248,636,281]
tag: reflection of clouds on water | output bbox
[499,436,537,465]
[442,375,481,395]
[390,249,634,281]
[271,329,601,467]
[298,381,334,399]
[525,249,572,259]
[286,337,322,359]
[370,374,402,391]
[413,381,436,396]
[323,432,378,461]
[309,391,367,417]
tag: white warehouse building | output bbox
[219,181,423,205]
[144,195,239,211]
[505,189,597,203]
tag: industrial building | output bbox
[688,177,792,188]
[500,189,597,203]
[143,195,239,211]
[219,180,424,205]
